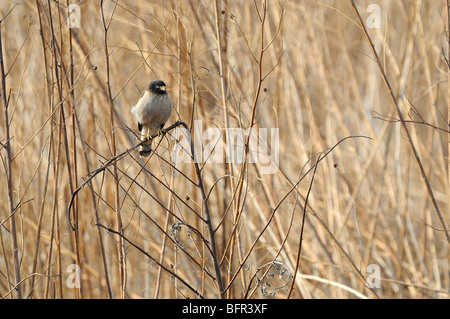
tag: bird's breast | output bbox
[141,93,172,131]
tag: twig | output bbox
[213,2,236,297]
[105,166,216,280]
[100,0,126,299]
[373,114,450,134]
[349,0,450,245]
[223,135,375,294]
[0,2,21,23]
[67,118,226,298]
[95,223,205,299]
[287,151,320,298]
[0,4,22,299]
[67,121,187,230]
[446,0,450,201]
[225,0,267,298]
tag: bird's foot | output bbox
[145,132,153,141]
[157,125,166,137]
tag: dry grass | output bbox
[0,0,448,299]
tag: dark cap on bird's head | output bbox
[148,80,167,95]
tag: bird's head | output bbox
[148,80,167,95]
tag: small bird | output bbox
[131,80,173,157]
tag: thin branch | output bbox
[0,1,21,23]
[0,6,22,299]
[287,151,320,298]
[349,0,450,245]
[223,135,375,294]
[95,223,205,299]
[373,114,450,134]
[67,121,187,230]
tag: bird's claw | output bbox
[158,127,166,136]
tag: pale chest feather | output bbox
[131,91,172,130]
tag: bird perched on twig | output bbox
[131,80,173,157]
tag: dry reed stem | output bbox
[0,0,448,299]
[350,0,449,245]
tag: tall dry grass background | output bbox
[0,0,448,299]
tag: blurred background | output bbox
[0,0,448,299]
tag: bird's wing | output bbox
[132,91,151,132]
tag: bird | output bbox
[131,80,173,157]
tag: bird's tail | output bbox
[139,134,152,157]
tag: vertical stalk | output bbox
[447,0,450,200]
[214,0,234,190]
[350,0,450,245]
[154,0,182,298]
[100,0,127,298]
[44,90,62,298]
[178,121,226,298]
[214,3,235,287]
[43,0,81,297]
[0,15,22,300]
[225,0,267,298]
[191,136,226,299]
[45,0,63,298]
[65,0,83,298]
[214,0,235,298]
[30,0,50,297]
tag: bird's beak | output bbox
[160,86,166,92]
